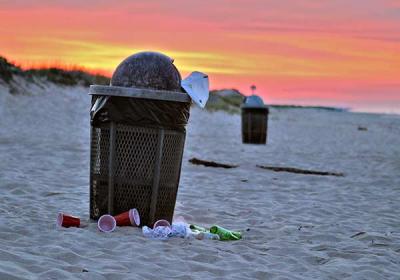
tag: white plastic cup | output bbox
[129,208,141,226]
[153,219,171,229]
[97,215,117,233]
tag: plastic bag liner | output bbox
[90,88,190,131]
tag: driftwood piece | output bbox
[256,165,344,177]
[189,157,238,169]
[350,232,366,238]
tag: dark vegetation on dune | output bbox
[207,89,245,113]
[25,68,110,86]
[0,56,109,87]
[0,56,22,83]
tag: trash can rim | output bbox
[89,85,191,103]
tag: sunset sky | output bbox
[0,0,399,113]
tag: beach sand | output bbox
[0,86,399,279]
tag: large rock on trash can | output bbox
[111,51,182,91]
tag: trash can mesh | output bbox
[91,126,110,175]
[154,133,185,220]
[90,123,185,225]
[114,125,158,181]
[113,125,158,225]
[90,126,110,219]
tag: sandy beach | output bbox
[0,86,399,279]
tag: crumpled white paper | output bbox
[181,71,209,108]
[142,222,190,240]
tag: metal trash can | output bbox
[89,85,191,227]
[241,95,269,144]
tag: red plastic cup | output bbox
[153,219,171,229]
[114,208,141,227]
[97,215,116,233]
[57,213,80,228]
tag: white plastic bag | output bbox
[181,71,209,108]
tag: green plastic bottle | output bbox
[209,225,242,241]
[189,224,208,233]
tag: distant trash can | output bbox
[89,52,191,227]
[241,95,269,144]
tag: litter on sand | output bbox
[97,215,116,233]
[57,210,242,242]
[191,224,242,241]
[114,208,140,227]
[57,213,86,228]
[57,208,140,231]
[141,221,241,241]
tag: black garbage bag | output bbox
[90,96,190,130]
